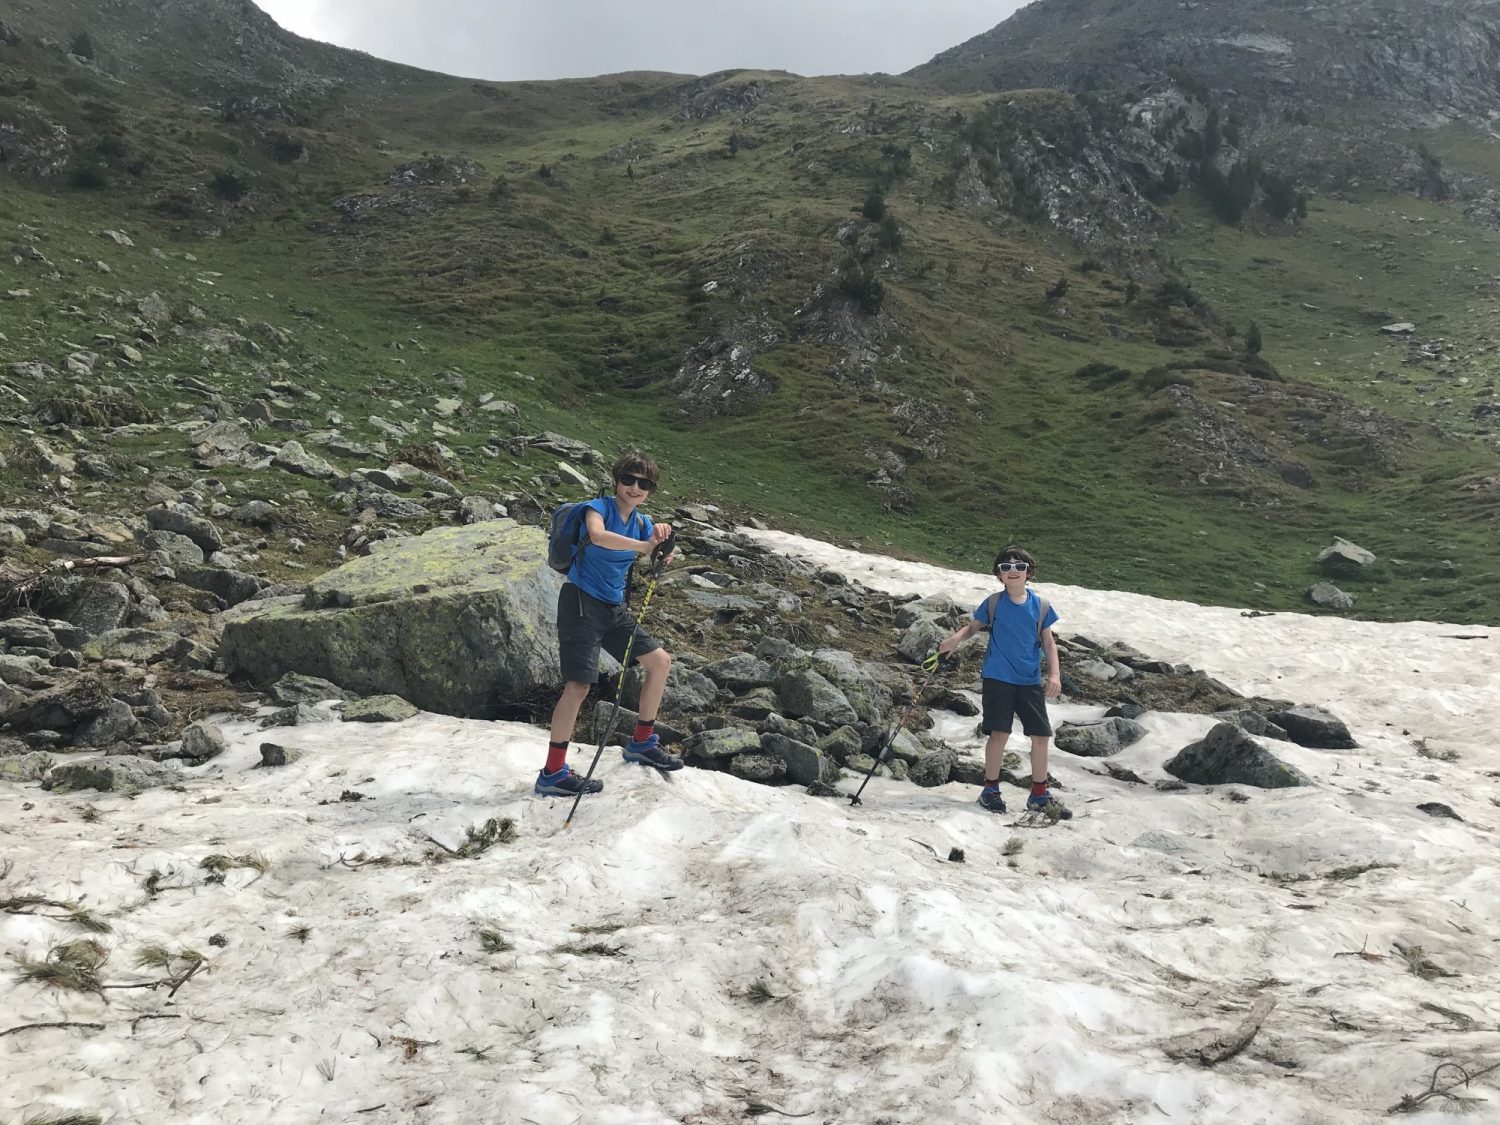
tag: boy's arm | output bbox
[1041,627,1061,699]
[582,509,653,554]
[936,618,983,657]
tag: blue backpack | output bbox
[546,501,591,574]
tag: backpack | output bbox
[546,500,591,574]
[980,591,1053,641]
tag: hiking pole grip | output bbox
[649,529,677,576]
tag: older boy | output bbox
[936,545,1071,819]
[536,451,683,797]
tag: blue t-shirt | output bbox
[568,497,653,605]
[973,590,1059,685]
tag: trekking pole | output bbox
[849,649,953,808]
[564,530,677,829]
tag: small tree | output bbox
[861,187,886,221]
[1045,276,1070,302]
[1246,321,1263,355]
[877,214,903,252]
[71,31,96,60]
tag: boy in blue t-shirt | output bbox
[936,544,1071,819]
[536,451,683,797]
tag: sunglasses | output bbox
[997,561,1030,573]
[617,473,657,493]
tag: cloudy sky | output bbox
[251,1,1026,81]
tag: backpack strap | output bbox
[980,591,1052,639]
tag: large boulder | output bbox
[1055,717,1149,757]
[1316,537,1375,576]
[1163,723,1310,789]
[218,520,564,717]
[775,668,858,726]
[2,673,115,742]
[1267,705,1357,750]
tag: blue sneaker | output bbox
[534,765,604,797]
[977,786,1007,813]
[622,733,684,771]
[1026,791,1073,821]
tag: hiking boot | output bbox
[534,765,604,797]
[977,786,1007,813]
[1026,791,1073,821]
[622,733,684,771]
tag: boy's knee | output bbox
[643,648,671,674]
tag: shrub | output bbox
[210,168,249,201]
[67,162,108,190]
[1154,278,1200,309]
[836,258,885,315]
[1260,170,1299,220]
[1139,367,1194,393]
[1245,321,1263,355]
[266,132,306,164]
[1074,362,1132,385]
[877,214,903,251]
[861,187,886,221]
[1045,276,1070,301]
[71,30,96,59]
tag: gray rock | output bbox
[144,529,205,567]
[897,618,949,665]
[622,663,718,715]
[341,694,418,722]
[177,564,267,608]
[180,720,226,761]
[1075,658,1119,681]
[82,628,185,666]
[2,673,113,735]
[775,668,858,726]
[950,756,987,786]
[728,753,788,783]
[758,712,818,744]
[1267,705,1357,749]
[0,617,60,651]
[0,653,52,688]
[1164,723,1311,789]
[50,755,180,793]
[1317,536,1375,574]
[703,653,775,691]
[1305,582,1354,610]
[0,523,25,548]
[72,699,139,747]
[907,743,956,787]
[1213,708,1289,740]
[683,726,762,759]
[727,686,781,720]
[261,703,336,728]
[760,733,834,786]
[1105,703,1150,720]
[0,752,55,783]
[231,500,279,528]
[273,440,341,481]
[1055,717,1149,757]
[60,581,131,640]
[269,673,352,705]
[815,725,863,764]
[259,742,292,767]
[458,496,496,524]
[682,589,763,614]
[806,650,889,726]
[147,504,223,553]
[893,594,970,629]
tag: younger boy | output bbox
[936,545,1071,819]
[536,451,683,797]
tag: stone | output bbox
[1416,802,1463,821]
[341,694,418,722]
[50,756,180,793]
[72,699,139,747]
[727,686,780,720]
[1266,705,1356,749]
[815,725,863,764]
[1105,703,1150,720]
[1380,322,1416,335]
[0,752,55,783]
[728,753,787,782]
[1163,723,1310,789]
[897,618,949,665]
[1055,717,1148,757]
[0,654,52,688]
[622,663,718,715]
[261,703,335,728]
[1305,582,1354,610]
[273,440,342,481]
[760,733,833,786]
[56,581,130,640]
[806,650,889,726]
[758,712,818,744]
[906,743,956,787]
[1213,708,1289,740]
[2,674,113,736]
[458,496,496,524]
[683,726,762,759]
[1075,658,1119,680]
[0,618,60,652]
[81,628,184,665]
[180,720,226,762]
[1316,537,1376,574]
[259,742,291,767]
[177,564,266,608]
[143,530,205,567]
[269,672,352,706]
[775,668,858,726]
[703,653,775,691]
[147,504,224,553]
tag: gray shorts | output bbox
[557,582,661,685]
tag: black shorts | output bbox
[980,678,1052,737]
[557,583,662,685]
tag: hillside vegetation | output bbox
[3,0,1500,621]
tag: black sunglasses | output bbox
[617,473,657,492]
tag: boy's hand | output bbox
[1045,674,1062,700]
[652,523,674,543]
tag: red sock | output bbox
[1031,781,1049,797]
[545,740,568,774]
[632,718,656,743]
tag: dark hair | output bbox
[993,544,1037,576]
[612,449,659,485]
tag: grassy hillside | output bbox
[3,1,1500,623]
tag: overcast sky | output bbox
[251,1,1025,82]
